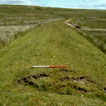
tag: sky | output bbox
[0,0,106,9]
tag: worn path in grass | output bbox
[0,20,106,105]
[65,19,106,31]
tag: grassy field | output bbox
[0,5,106,54]
[0,19,106,105]
[0,5,106,53]
[0,5,61,47]
[67,12,106,53]
[0,5,106,105]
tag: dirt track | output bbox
[65,19,106,32]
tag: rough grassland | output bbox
[0,20,106,105]
[0,5,106,54]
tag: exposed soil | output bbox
[18,73,49,84]
[73,85,89,93]
[75,25,81,29]
[65,19,106,32]
[59,68,76,73]
[17,69,105,95]
[71,76,101,85]
[60,76,70,81]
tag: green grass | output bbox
[0,20,106,105]
[68,16,106,53]
[0,5,106,54]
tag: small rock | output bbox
[74,80,77,83]
[81,95,83,98]
[79,81,85,84]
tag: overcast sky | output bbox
[0,0,106,9]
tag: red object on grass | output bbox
[50,65,67,68]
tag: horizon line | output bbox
[0,4,106,10]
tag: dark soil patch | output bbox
[60,68,76,73]
[73,85,89,93]
[60,76,70,81]
[75,25,81,29]
[17,69,104,95]
[17,73,49,84]
[71,75,101,85]
[104,87,106,91]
